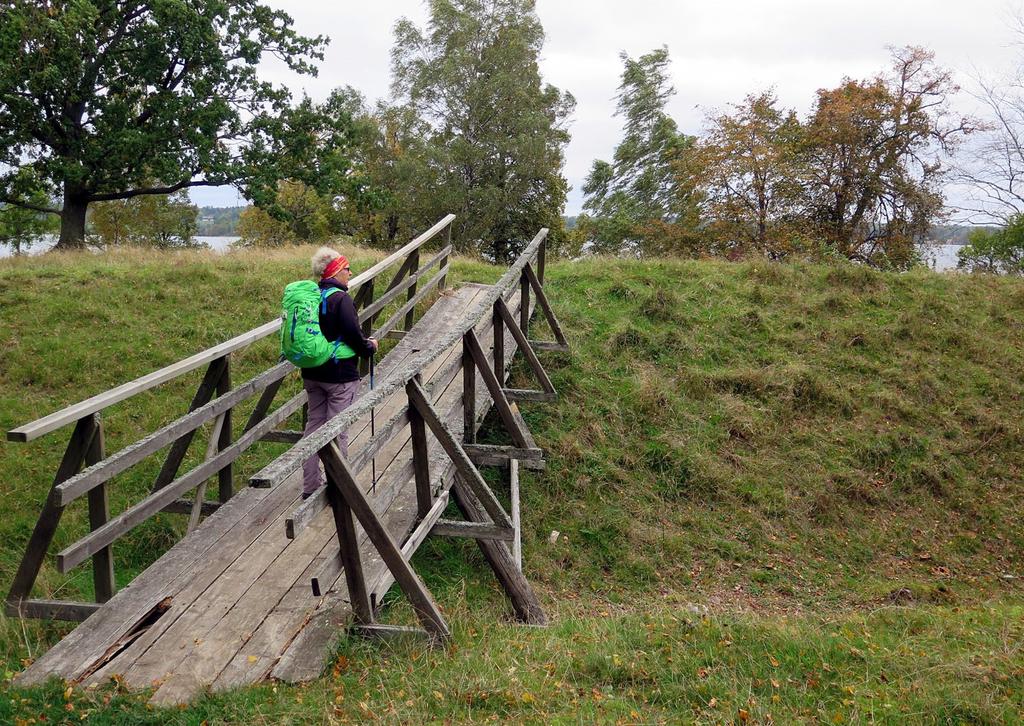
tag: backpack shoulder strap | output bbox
[320,286,342,313]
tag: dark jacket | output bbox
[301,278,375,383]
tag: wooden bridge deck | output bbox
[17,282,532,703]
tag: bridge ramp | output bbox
[17,282,526,703]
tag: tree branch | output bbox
[0,194,60,215]
[88,178,225,202]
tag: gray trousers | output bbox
[301,378,361,495]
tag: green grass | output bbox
[1,249,1023,722]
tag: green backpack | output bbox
[280,280,357,368]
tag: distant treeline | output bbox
[197,207,245,236]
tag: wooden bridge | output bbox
[7,216,569,704]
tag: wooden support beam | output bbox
[216,357,233,503]
[448,476,547,625]
[463,444,542,462]
[188,412,227,533]
[85,415,115,603]
[463,330,530,448]
[152,356,228,493]
[401,492,448,560]
[243,376,285,433]
[495,297,556,396]
[493,300,505,382]
[324,476,373,626]
[406,379,512,530]
[524,262,569,349]
[409,394,433,519]
[510,459,522,571]
[55,393,305,573]
[320,443,450,642]
[405,249,419,331]
[520,269,530,336]
[5,599,101,622]
[462,336,476,444]
[528,340,570,353]
[503,389,557,403]
[432,519,515,542]
[349,624,429,642]
[358,246,450,323]
[6,415,96,609]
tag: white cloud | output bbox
[193,0,1024,215]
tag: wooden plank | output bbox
[432,519,515,542]
[510,459,521,571]
[464,330,530,448]
[503,388,557,403]
[350,624,428,642]
[56,362,292,506]
[372,263,449,340]
[524,262,569,348]
[320,443,450,642]
[6,415,95,607]
[406,379,512,530]
[17,475,300,686]
[9,321,280,443]
[56,393,305,573]
[528,340,570,353]
[464,444,542,461]
[6,599,101,622]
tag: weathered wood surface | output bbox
[17,276,545,702]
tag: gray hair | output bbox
[311,247,340,278]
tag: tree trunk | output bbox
[56,193,89,249]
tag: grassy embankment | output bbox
[0,248,1022,723]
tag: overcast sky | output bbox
[192,0,1024,215]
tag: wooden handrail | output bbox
[6,216,456,443]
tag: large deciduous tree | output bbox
[800,47,970,267]
[694,91,804,257]
[580,47,697,256]
[391,0,575,263]
[0,0,350,250]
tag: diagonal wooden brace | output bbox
[463,330,531,449]
[495,297,556,397]
[406,379,513,530]
[523,263,569,350]
[319,442,451,643]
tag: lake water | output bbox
[0,235,240,258]
[2,236,966,271]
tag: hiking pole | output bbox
[370,350,377,494]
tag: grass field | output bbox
[0,247,1022,723]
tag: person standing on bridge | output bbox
[300,247,379,500]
